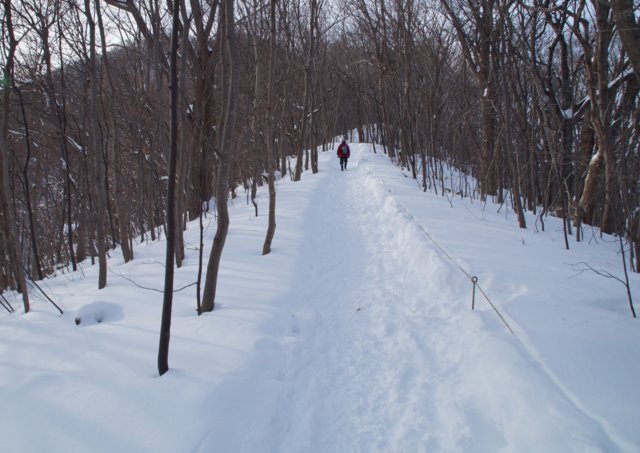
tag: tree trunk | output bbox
[293,0,318,181]
[14,87,43,279]
[593,0,616,234]
[262,0,278,255]
[85,0,108,289]
[0,0,29,312]
[96,0,133,263]
[41,10,77,271]
[611,0,640,83]
[201,0,239,312]
[439,0,500,196]
[174,14,193,269]
[158,0,181,376]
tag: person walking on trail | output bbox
[337,138,350,171]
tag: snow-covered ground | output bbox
[1,143,639,452]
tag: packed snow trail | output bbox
[197,144,620,452]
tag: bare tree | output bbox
[84,0,108,289]
[292,0,320,181]
[201,0,240,312]
[20,0,78,272]
[158,0,181,376]
[0,0,30,311]
[262,0,278,255]
[96,0,133,263]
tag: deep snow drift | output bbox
[1,143,639,452]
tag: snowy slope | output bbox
[1,143,639,452]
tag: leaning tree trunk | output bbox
[201,0,239,312]
[15,87,43,279]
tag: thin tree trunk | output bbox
[293,0,317,182]
[14,87,43,279]
[39,9,77,271]
[201,0,239,312]
[85,0,108,289]
[593,1,616,234]
[158,0,181,376]
[174,12,193,269]
[96,0,133,263]
[262,0,278,255]
[0,0,29,312]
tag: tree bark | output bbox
[158,0,181,376]
[611,0,640,83]
[96,0,133,263]
[0,0,29,312]
[174,10,193,269]
[439,0,501,196]
[14,86,43,279]
[293,13,312,180]
[38,5,77,272]
[85,0,108,289]
[201,0,239,312]
[262,0,278,255]
[592,0,616,234]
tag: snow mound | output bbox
[74,301,124,326]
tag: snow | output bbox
[74,301,124,325]
[1,142,639,452]
[67,136,84,152]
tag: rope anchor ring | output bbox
[471,276,478,310]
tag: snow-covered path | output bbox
[269,147,457,450]
[268,147,446,450]
[199,145,621,452]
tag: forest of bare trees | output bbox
[1,0,639,313]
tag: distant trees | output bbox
[341,0,639,268]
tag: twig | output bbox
[30,279,63,315]
[110,267,197,293]
[571,256,636,318]
[618,235,636,318]
[571,261,626,285]
[22,266,63,315]
[0,293,14,313]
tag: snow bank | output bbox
[74,301,124,325]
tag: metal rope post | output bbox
[471,276,478,310]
